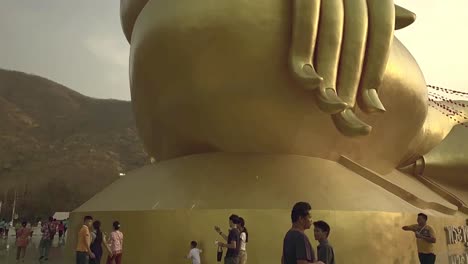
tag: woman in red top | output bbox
[16,221,32,262]
[107,221,124,264]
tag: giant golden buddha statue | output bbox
[68,1,468,263]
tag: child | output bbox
[186,241,202,264]
[313,221,335,264]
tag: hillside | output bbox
[0,69,147,220]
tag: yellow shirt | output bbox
[76,225,90,252]
[410,224,436,254]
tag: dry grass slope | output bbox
[0,69,147,220]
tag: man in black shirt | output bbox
[282,202,324,264]
[215,214,241,264]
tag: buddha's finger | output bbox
[336,0,368,108]
[314,0,347,114]
[358,0,395,113]
[120,0,150,43]
[332,0,371,135]
[289,0,323,90]
[333,109,372,136]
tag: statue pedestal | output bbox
[67,153,467,263]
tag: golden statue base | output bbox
[67,154,468,263]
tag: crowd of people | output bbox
[282,202,335,264]
[0,218,11,239]
[213,215,249,264]
[185,206,336,264]
[183,214,249,264]
[75,215,124,264]
[0,214,123,264]
[0,216,68,262]
[1,203,436,264]
[202,202,434,264]
[281,202,436,264]
[38,216,68,262]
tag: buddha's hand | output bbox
[290,0,415,136]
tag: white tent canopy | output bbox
[52,212,69,220]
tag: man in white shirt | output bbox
[187,241,202,264]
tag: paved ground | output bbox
[0,233,71,264]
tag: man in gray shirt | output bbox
[313,221,335,264]
[282,202,324,264]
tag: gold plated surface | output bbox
[70,153,467,263]
[75,153,445,213]
[395,5,416,30]
[399,107,457,167]
[423,124,468,187]
[69,1,468,263]
[122,1,422,138]
[120,0,148,42]
[338,156,457,214]
[126,0,431,175]
[412,125,468,210]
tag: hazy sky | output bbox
[1,0,467,100]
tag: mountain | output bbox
[0,69,148,220]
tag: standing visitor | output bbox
[0,219,5,238]
[26,222,33,237]
[15,221,22,236]
[4,220,10,238]
[402,213,436,264]
[215,214,241,264]
[186,240,202,264]
[76,216,95,264]
[49,219,58,242]
[64,219,69,238]
[281,202,324,264]
[313,221,335,264]
[35,220,42,237]
[39,217,54,262]
[90,220,112,264]
[58,221,65,244]
[16,221,32,262]
[106,221,124,264]
[238,217,248,264]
